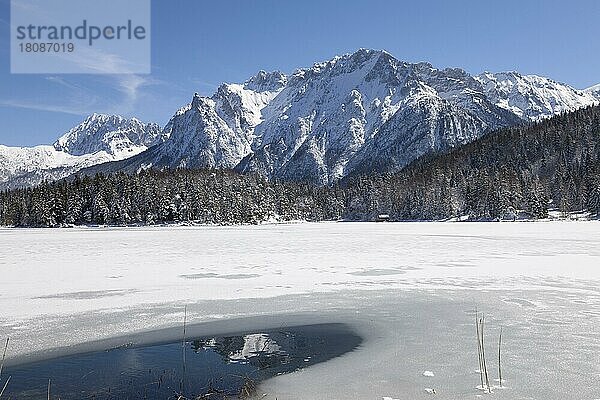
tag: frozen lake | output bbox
[1,222,600,399]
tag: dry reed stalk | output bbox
[0,338,9,399]
[0,376,10,398]
[476,313,484,390]
[480,316,491,392]
[181,305,188,395]
[498,326,503,388]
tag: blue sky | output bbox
[0,0,599,146]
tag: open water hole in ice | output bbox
[2,324,361,400]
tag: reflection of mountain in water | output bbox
[192,330,315,370]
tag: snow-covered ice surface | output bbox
[2,222,600,399]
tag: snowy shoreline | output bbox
[0,212,597,230]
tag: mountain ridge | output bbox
[2,49,599,188]
[82,49,598,184]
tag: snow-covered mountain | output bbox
[83,49,598,184]
[77,71,287,175]
[142,71,287,170]
[7,49,600,187]
[475,72,598,121]
[238,51,522,182]
[0,114,162,189]
[53,114,164,158]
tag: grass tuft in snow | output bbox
[475,312,507,395]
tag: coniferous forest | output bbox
[1,105,600,227]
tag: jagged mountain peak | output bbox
[53,114,163,158]
[170,93,204,118]
[344,48,389,63]
[191,92,203,108]
[289,48,387,80]
[243,70,287,92]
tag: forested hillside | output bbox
[345,105,600,220]
[1,105,599,227]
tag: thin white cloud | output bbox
[43,44,155,114]
[48,44,149,75]
[0,74,102,115]
[0,99,90,115]
[107,74,153,115]
[45,76,90,92]
[0,73,158,117]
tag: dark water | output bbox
[2,324,361,399]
